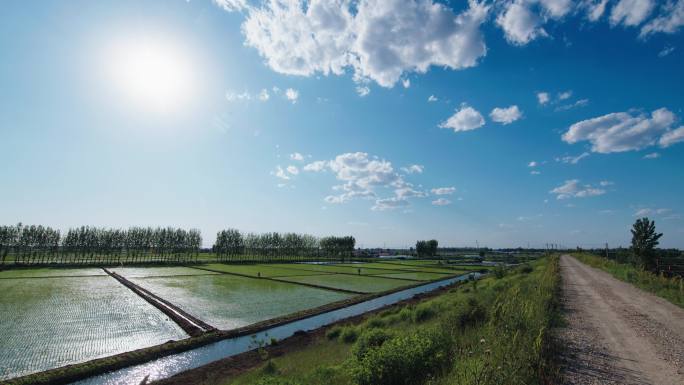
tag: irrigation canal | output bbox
[74,272,481,385]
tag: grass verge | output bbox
[573,253,684,308]
[191,257,561,385]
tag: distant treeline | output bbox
[0,224,202,265]
[0,223,356,266]
[213,229,356,262]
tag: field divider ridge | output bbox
[102,268,216,337]
[188,266,368,295]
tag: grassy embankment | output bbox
[573,253,684,308]
[214,256,561,385]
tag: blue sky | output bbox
[1,0,683,248]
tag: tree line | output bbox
[0,223,201,265]
[0,223,358,265]
[213,229,356,262]
[415,239,438,258]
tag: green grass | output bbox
[0,275,187,381]
[373,271,464,281]
[336,263,458,275]
[574,253,684,308]
[220,256,562,385]
[129,274,352,330]
[267,263,410,276]
[275,274,413,293]
[200,264,336,278]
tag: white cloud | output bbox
[562,108,680,153]
[286,165,299,175]
[641,0,684,36]
[401,79,411,88]
[496,0,572,45]
[555,98,589,111]
[528,161,538,167]
[610,0,654,27]
[240,0,489,88]
[634,207,672,216]
[356,85,371,97]
[213,0,248,12]
[537,92,550,105]
[225,90,252,102]
[428,95,438,102]
[273,165,290,180]
[497,1,546,45]
[583,0,609,21]
[303,160,328,172]
[557,152,590,164]
[530,170,541,175]
[439,104,485,132]
[401,164,424,174]
[658,45,676,57]
[489,105,522,125]
[432,198,452,206]
[599,180,614,186]
[372,197,410,211]
[303,152,427,210]
[643,152,660,159]
[431,187,456,195]
[258,88,270,101]
[550,179,606,199]
[285,88,299,103]
[290,152,304,161]
[558,90,572,100]
[659,126,684,147]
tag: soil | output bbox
[558,254,684,385]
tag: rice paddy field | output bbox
[0,270,187,380]
[0,259,480,381]
[124,273,353,330]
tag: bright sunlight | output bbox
[105,35,195,115]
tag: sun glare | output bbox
[106,35,196,115]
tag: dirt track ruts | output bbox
[559,254,684,385]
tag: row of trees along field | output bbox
[415,239,438,257]
[0,223,202,265]
[213,229,356,262]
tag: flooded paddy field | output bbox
[125,273,353,330]
[0,261,476,381]
[0,272,187,380]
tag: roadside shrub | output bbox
[398,307,413,321]
[382,314,401,325]
[254,376,301,385]
[261,360,279,375]
[365,317,385,328]
[517,265,533,274]
[493,265,507,279]
[353,329,394,360]
[412,303,436,323]
[349,328,451,385]
[340,326,359,343]
[326,326,342,340]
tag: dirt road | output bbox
[559,254,684,385]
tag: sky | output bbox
[1,0,683,249]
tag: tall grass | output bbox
[229,257,562,385]
[574,253,684,308]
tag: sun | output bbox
[105,35,196,115]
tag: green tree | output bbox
[630,217,662,270]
